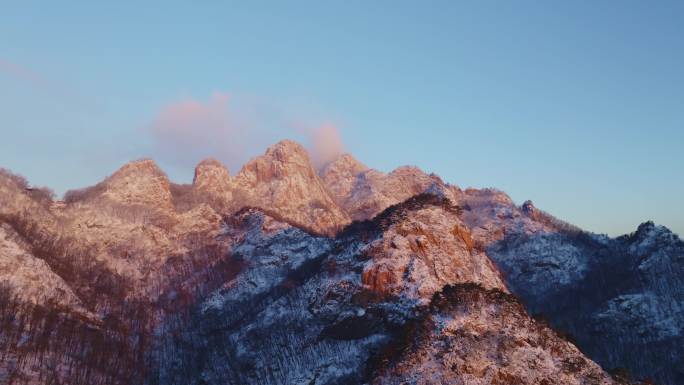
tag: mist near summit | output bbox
[146,92,345,174]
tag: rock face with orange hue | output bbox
[231,140,350,234]
[358,195,506,302]
[0,140,679,385]
[192,158,233,200]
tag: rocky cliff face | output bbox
[0,140,677,385]
[188,140,350,235]
[192,158,234,203]
[231,140,350,235]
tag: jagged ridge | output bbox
[0,140,680,385]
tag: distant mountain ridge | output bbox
[0,139,681,385]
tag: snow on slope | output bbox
[0,140,674,385]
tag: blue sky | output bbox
[1,1,682,236]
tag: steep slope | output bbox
[100,159,175,210]
[0,224,85,311]
[445,185,683,383]
[56,159,226,288]
[193,158,233,195]
[0,169,86,311]
[352,194,505,301]
[372,284,618,385]
[0,165,230,385]
[232,140,350,235]
[188,158,235,212]
[151,195,617,385]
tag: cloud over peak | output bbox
[146,92,346,173]
[309,123,344,168]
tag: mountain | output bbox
[488,219,684,385]
[1,140,680,385]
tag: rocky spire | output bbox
[236,140,317,184]
[102,159,173,209]
[193,158,233,197]
[233,140,350,235]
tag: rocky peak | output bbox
[358,196,506,302]
[193,158,232,195]
[387,165,425,177]
[627,221,678,246]
[319,153,369,203]
[374,284,619,385]
[463,187,515,206]
[102,158,173,209]
[238,140,315,184]
[321,159,440,221]
[111,158,164,177]
[624,221,682,256]
[265,138,309,159]
[233,140,350,235]
[320,153,369,178]
[384,165,439,194]
[635,220,656,234]
[194,158,230,184]
[521,199,536,215]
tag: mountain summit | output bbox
[231,140,350,234]
[102,158,174,209]
[0,140,681,385]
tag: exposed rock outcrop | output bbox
[231,140,350,235]
[101,159,174,210]
[358,195,505,301]
[192,158,234,204]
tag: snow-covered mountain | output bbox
[0,140,680,385]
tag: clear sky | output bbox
[1,1,682,236]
